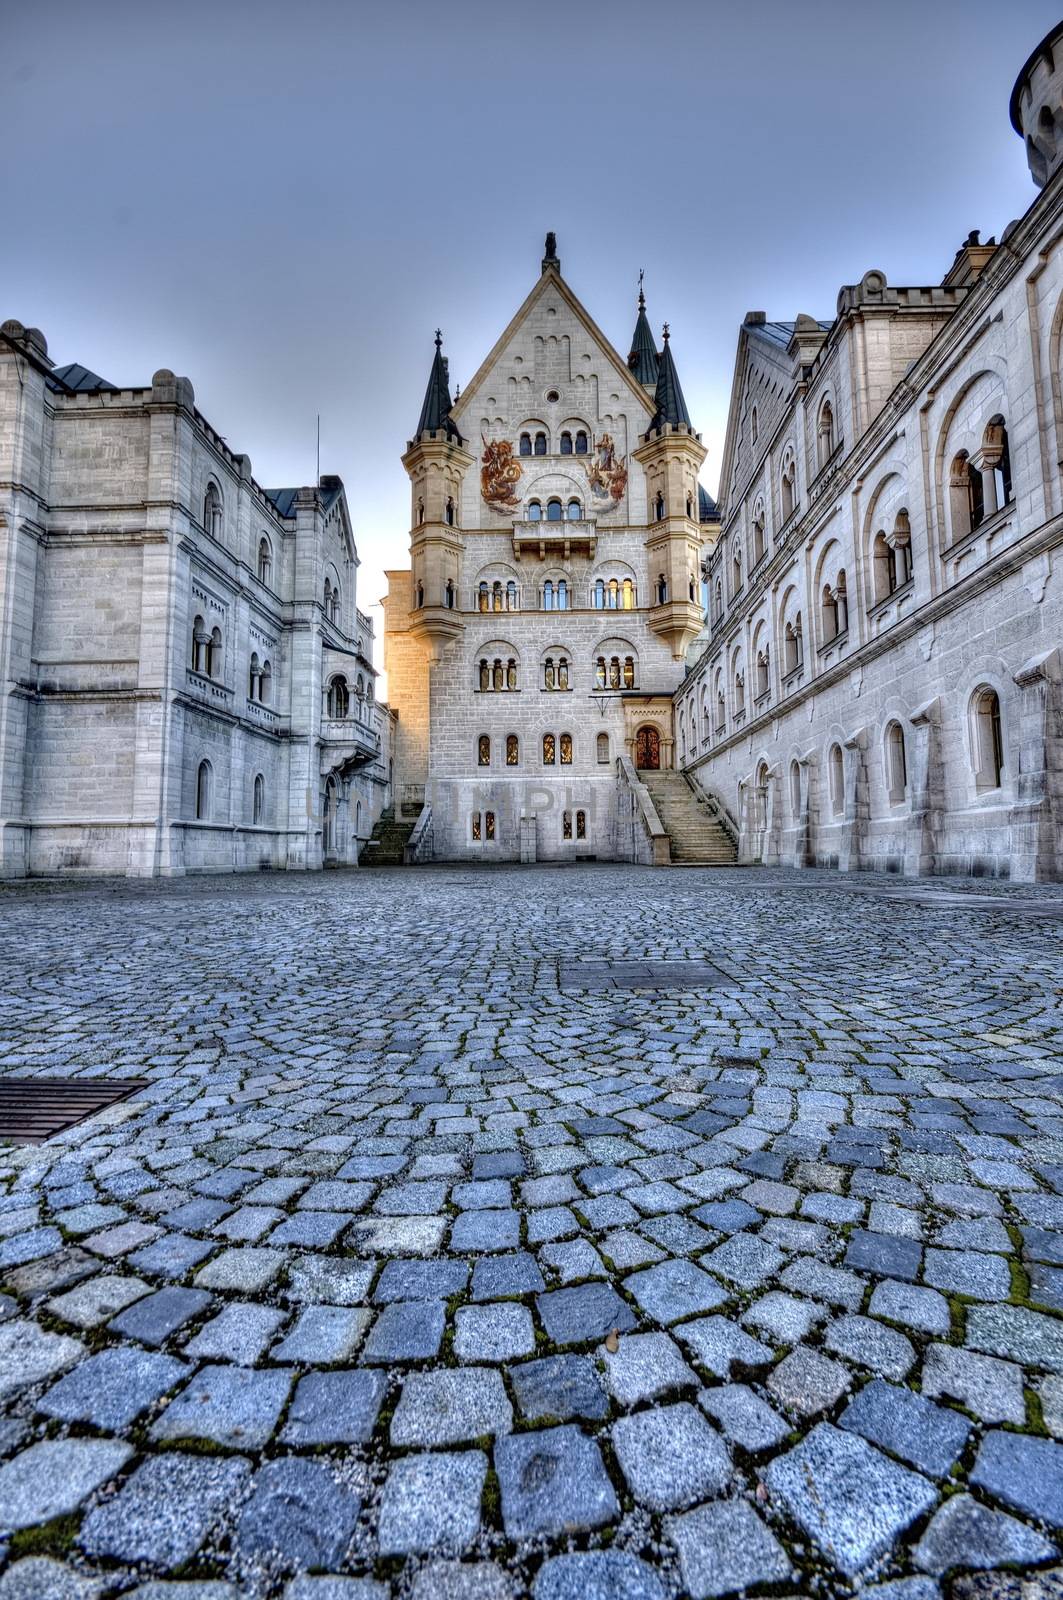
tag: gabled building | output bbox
[674,22,1063,881]
[0,327,391,877]
[383,238,721,862]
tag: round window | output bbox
[546,389,560,403]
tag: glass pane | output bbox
[560,733,572,765]
[543,734,555,765]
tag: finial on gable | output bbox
[662,322,670,343]
[638,268,645,311]
[541,232,560,274]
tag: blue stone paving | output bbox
[0,863,1062,1594]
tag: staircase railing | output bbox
[681,769,740,847]
[403,804,433,865]
[616,756,671,865]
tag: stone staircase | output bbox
[640,771,738,866]
[359,807,420,867]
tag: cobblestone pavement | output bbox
[0,865,1061,1600]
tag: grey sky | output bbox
[4,0,1057,651]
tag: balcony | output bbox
[511,519,597,563]
[319,710,380,774]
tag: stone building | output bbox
[0,328,390,877]
[383,239,724,863]
[674,22,1063,882]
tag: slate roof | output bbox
[47,362,114,394]
[627,294,659,387]
[698,484,718,521]
[648,330,693,430]
[751,319,832,349]
[415,333,462,441]
[264,481,343,519]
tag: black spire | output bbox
[628,272,659,386]
[415,330,461,441]
[648,323,693,431]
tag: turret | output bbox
[628,279,659,388]
[633,325,707,659]
[1011,22,1063,187]
[401,332,472,663]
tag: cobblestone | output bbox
[0,865,1060,1594]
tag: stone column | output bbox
[1010,649,1062,882]
[839,728,868,873]
[904,697,942,878]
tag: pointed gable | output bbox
[717,315,804,519]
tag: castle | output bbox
[3,23,1062,881]
[0,339,391,878]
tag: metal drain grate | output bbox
[0,1078,148,1145]
[558,958,730,991]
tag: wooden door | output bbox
[635,725,661,769]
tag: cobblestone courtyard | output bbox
[0,865,1061,1600]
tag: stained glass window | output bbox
[576,810,586,839]
[560,733,573,765]
[506,734,519,765]
[562,811,572,839]
[485,811,496,840]
[471,813,481,841]
[543,734,555,765]
[478,735,491,766]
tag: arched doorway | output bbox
[635,724,661,770]
[322,775,338,860]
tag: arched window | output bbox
[560,431,573,455]
[656,574,668,604]
[416,581,424,609]
[479,659,490,691]
[257,536,272,584]
[259,659,272,705]
[323,578,333,616]
[595,656,606,689]
[713,581,722,622]
[596,731,609,764]
[885,721,907,803]
[594,578,605,609]
[702,691,711,735]
[623,655,635,688]
[562,810,572,840]
[528,500,542,522]
[982,416,1014,514]
[472,813,482,841]
[207,626,223,680]
[534,432,547,456]
[485,811,496,840]
[557,580,568,610]
[479,581,489,612]
[544,581,554,612]
[506,733,519,765]
[546,499,563,522]
[478,734,491,767]
[445,497,455,526]
[950,450,984,541]
[655,492,665,521]
[252,772,265,825]
[560,732,573,765]
[203,482,223,538]
[493,659,504,691]
[356,673,365,701]
[566,499,581,521]
[734,668,745,716]
[519,433,532,456]
[715,684,726,731]
[872,532,898,604]
[789,759,801,815]
[835,571,848,634]
[751,405,759,445]
[686,493,694,519]
[327,676,350,718]
[196,759,213,821]
[445,580,456,609]
[191,614,207,674]
[492,581,503,612]
[607,578,619,610]
[971,687,1004,791]
[506,580,517,610]
[418,499,425,524]
[576,810,586,839]
[731,542,742,596]
[781,449,797,520]
[756,648,770,698]
[507,657,517,689]
[609,656,621,688]
[821,584,839,643]
[829,743,844,816]
[622,578,634,609]
[366,678,374,702]
[543,733,556,765]
[784,618,802,675]
[752,500,766,566]
[817,399,835,469]
[575,430,589,454]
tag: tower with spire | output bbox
[401,331,472,664]
[633,323,708,658]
